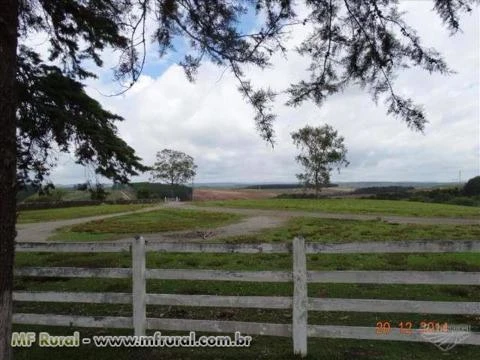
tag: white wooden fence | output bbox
[13,238,480,357]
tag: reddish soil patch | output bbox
[192,189,277,201]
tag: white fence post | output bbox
[292,237,308,357]
[132,236,146,336]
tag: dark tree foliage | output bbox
[14,0,478,151]
[75,183,89,191]
[18,0,131,79]
[16,47,148,188]
[463,176,480,196]
[89,183,109,201]
[107,0,476,142]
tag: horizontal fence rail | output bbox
[13,313,133,329]
[14,267,480,285]
[14,267,132,278]
[13,291,132,304]
[13,238,480,357]
[16,239,480,254]
[146,269,291,282]
[307,270,480,285]
[13,291,480,315]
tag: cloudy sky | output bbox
[45,1,479,185]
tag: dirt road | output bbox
[16,204,166,243]
[16,202,479,243]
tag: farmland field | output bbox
[195,198,480,218]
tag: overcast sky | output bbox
[45,1,479,185]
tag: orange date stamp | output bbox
[375,321,449,335]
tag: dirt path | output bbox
[112,215,287,243]
[15,204,166,243]
[16,202,479,243]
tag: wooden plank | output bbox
[146,269,292,282]
[14,267,131,279]
[306,240,480,254]
[292,237,308,357]
[307,271,480,285]
[16,240,480,255]
[13,313,132,329]
[13,291,131,304]
[308,298,480,315]
[147,318,291,337]
[15,268,479,285]
[132,236,146,336]
[147,294,292,309]
[15,242,130,253]
[15,241,290,254]
[308,325,480,345]
[147,242,290,253]
[16,240,480,254]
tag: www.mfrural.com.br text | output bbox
[11,331,252,348]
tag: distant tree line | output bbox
[353,186,415,195]
[361,177,480,207]
[132,183,193,201]
[244,183,339,190]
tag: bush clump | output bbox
[463,176,480,196]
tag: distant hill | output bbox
[336,181,460,189]
[194,182,247,189]
[242,184,303,189]
[193,181,458,190]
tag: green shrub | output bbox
[24,187,67,202]
[89,184,109,201]
[131,182,192,200]
[464,176,480,196]
[447,196,480,207]
[136,188,151,199]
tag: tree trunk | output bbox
[0,1,19,359]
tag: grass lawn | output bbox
[18,204,154,224]
[216,217,480,244]
[49,208,243,241]
[195,198,480,218]
[13,247,480,359]
[13,210,480,358]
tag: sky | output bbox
[40,1,479,185]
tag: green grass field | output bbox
[18,204,154,224]
[49,208,243,241]
[13,200,480,359]
[216,217,480,244]
[195,198,480,218]
[13,247,480,359]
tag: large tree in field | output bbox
[150,149,197,186]
[292,124,349,196]
[0,0,477,358]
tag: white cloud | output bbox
[48,2,479,184]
